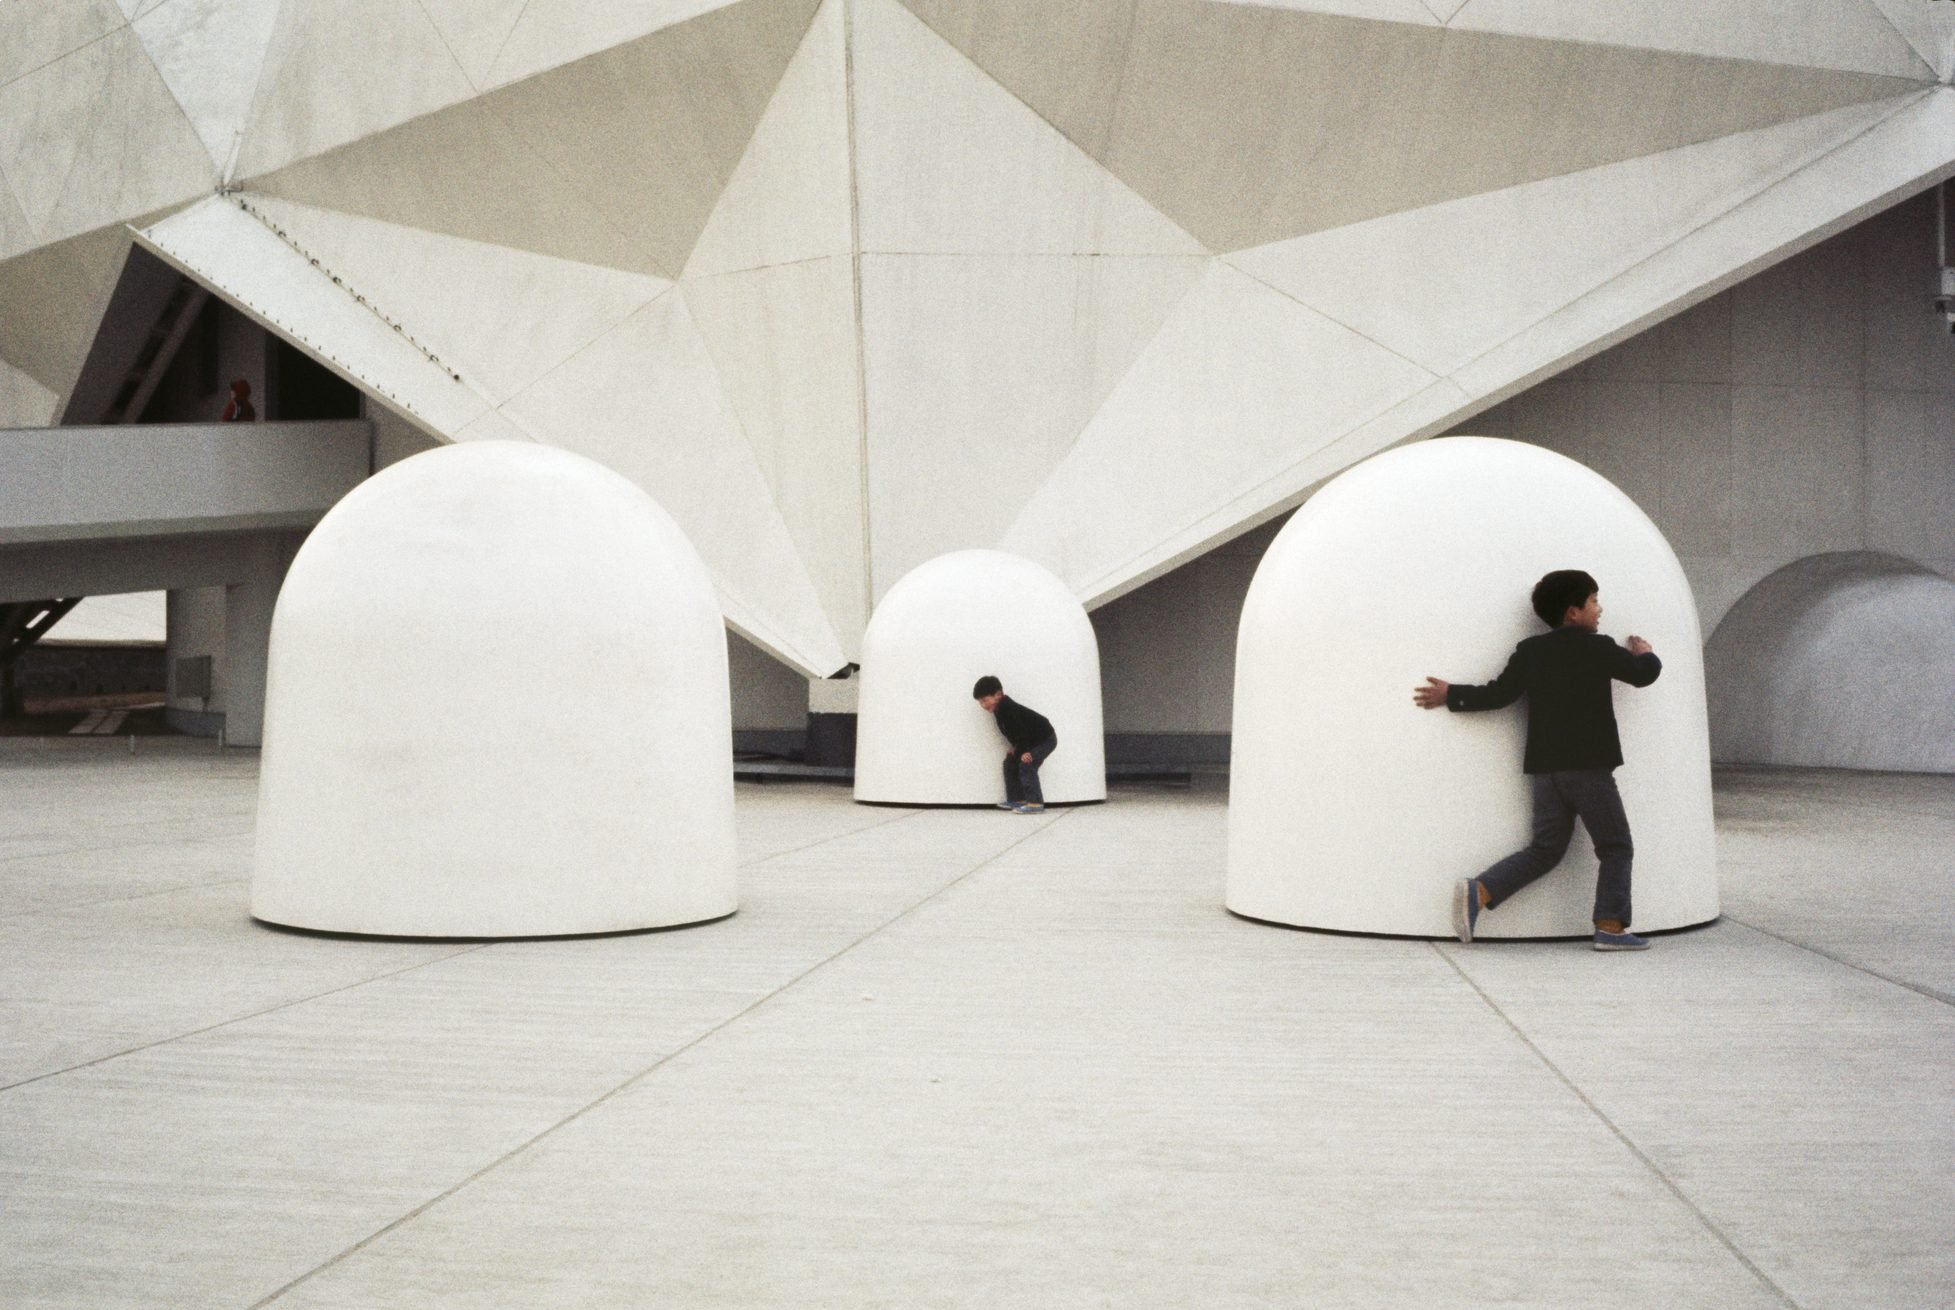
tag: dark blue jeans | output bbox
[1003,736,1058,806]
[1477,769,1634,928]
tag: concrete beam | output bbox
[0,530,309,604]
[0,420,368,546]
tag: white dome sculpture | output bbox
[1227,437,1718,937]
[854,550,1105,805]
[1707,551,1955,773]
[252,441,737,937]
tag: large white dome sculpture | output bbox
[1707,551,1955,773]
[252,441,737,937]
[1227,437,1718,937]
[855,550,1105,805]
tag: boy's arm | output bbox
[1611,635,1662,687]
[1413,649,1525,711]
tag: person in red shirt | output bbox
[221,378,256,421]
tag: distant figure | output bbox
[1412,569,1661,951]
[221,378,256,422]
[973,675,1056,814]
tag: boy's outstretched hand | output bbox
[1412,676,1449,710]
[1626,636,1653,656]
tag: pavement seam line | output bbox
[0,875,245,922]
[740,803,928,868]
[1721,914,1954,1007]
[245,808,1076,1309]
[1431,943,1803,1310]
[0,944,493,1094]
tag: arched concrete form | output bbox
[854,550,1105,805]
[252,441,737,937]
[1227,437,1718,937]
[1706,551,1955,773]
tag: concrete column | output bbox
[221,534,303,748]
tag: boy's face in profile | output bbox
[978,692,1004,712]
[1565,592,1602,631]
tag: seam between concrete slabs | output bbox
[0,874,248,922]
[0,943,495,1093]
[1431,942,1803,1310]
[243,806,1077,1310]
[1720,914,1954,1008]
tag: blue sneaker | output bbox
[1452,878,1481,943]
[1593,930,1650,951]
[1013,803,1045,814]
[995,802,1017,810]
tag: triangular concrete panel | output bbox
[0,161,34,262]
[414,0,530,89]
[1451,88,1955,403]
[500,289,848,676]
[0,355,58,427]
[1199,0,1438,27]
[898,0,1927,252]
[861,252,1210,595]
[855,0,1206,255]
[43,29,215,244]
[0,35,116,237]
[138,197,495,435]
[1226,96,1914,378]
[1865,0,1955,81]
[684,256,867,643]
[481,0,820,279]
[684,0,851,277]
[0,220,141,397]
[235,0,477,180]
[1448,0,1936,80]
[480,0,744,90]
[237,194,673,405]
[247,98,655,274]
[998,262,1442,600]
[1422,0,1471,20]
[131,0,285,170]
[0,0,123,88]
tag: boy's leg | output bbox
[1019,736,1057,807]
[1002,751,1023,804]
[1476,773,1578,909]
[1565,769,1633,929]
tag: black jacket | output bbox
[993,696,1055,753]
[1446,626,1661,773]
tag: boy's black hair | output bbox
[1530,570,1599,627]
[972,675,1002,700]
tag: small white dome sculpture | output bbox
[854,550,1105,805]
[1707,551,1955,773]
[1227,437,1718,937]
[252,441,737,937]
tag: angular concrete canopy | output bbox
[2,0,1952,672]
[855,550,1106,806]
[1227,438,1719,938]
[252,441,737,937]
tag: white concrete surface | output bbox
[1706,552,1955,773]
[0,741,1948,1308]
[855,550,1105,805]
[498,287,848,678]
[137,197,493,436]
[251,442,736,936]
[852,0,1206,257]
[1229,438,1717,936]
[1448,0,1934,79]
[682,0,851,278]
[237,193,672,407]
[235,0,478,180]
[0,421,369,546]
